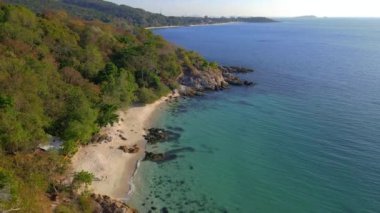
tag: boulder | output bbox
[219,65,254,73]
[91,134,113,144]
[144,152,165,161]
[119,134,127,141]
[118,145,139,153]
[91,194,137,213]
[144,128,169,144]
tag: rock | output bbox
[91,134,113,144]
[144,128,169,144]
[179,65,228,92]
[243,80,255,86]
[91,194,137,213]
[224,77,243,86]
[144,152,165,162]
[105,135,113,143]
[144,151,178,163]
[128,145,139,153]
[119,146,128,153]
[178,64,255,92]
[219,65,254,73]
[119,134,127,141]
[118,145,139,153]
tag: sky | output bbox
[108,0,380,17]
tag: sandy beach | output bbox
[71,93,177,200]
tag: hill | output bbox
[0,2,254,211]
[3,0,275,27]
[0,0,263,210]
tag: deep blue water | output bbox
[129,19,380,212]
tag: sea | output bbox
[128,19,380,213]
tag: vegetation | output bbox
[72,171,94,189]
[4,0,274,28]
[0,3,217,211]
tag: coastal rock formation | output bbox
[144,151,165,162]
[179,65,228,92]
[219,65,254,73]
[222,72,255,86]
[91,194,137,213]
[179,65,254,94]
[144,128,169,144]
[144,128,181,144]
[144,151,178,163]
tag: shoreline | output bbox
[145,22,239,30]
[71,92,178,200]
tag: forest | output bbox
[4,0,274,27]
[0,3,216,212]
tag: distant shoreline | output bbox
[145,22,240,30]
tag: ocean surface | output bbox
[128,19,380,212]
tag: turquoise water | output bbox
[128,19,380,212]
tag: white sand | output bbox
[71,93,177,200]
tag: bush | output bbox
[54,203,78,213]
[77,192,97,213]
[61,140,78,156]
[73,170,94,188]
[0,168,19,210]
[137,87,158,104]
[0,169,9,189]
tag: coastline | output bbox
[145,22,239,30]
[71,92,177,200]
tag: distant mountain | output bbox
[4,0,275,27]
[294,15,318,19]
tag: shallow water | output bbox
[128,19,380,212]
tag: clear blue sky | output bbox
[108,0,379,17]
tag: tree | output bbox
[0,95,12,109]
[97,104,119,127]
[72,170,94,189]
[60,89,98,144]
[80,45,105,79]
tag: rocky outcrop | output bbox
[222,71,255,86]
[179,66,228,92]
[91,194,137,213]
[144,152,165,162]
[219,65,254,73]
[143,128,180,144]
[178,65,254,95]
[144,151,178,163]
[144,128,168,144]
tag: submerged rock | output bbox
[144,152,165,161]
[144,128,168,144]
[144,128,180,144]
[144,151,178,163]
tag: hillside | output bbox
[0,2,254,211]
[4,0,275,27]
